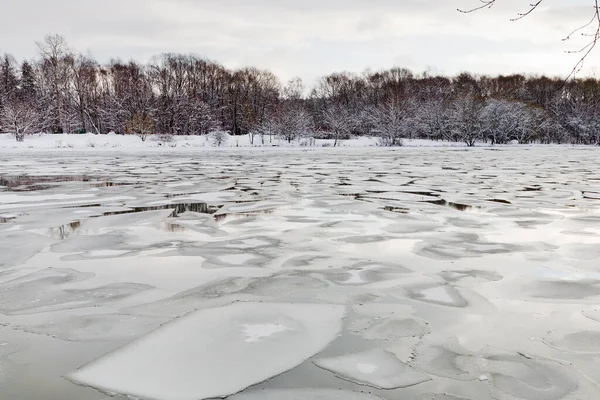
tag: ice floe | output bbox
[69,302,346,400]
[314,349,431,389]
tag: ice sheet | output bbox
[314,349,431,389]
[1,148,600,399]
[229,388,385,399]
[69,302,346,400]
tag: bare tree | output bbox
[126,111,155,141]
[1,100,40,141]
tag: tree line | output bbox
[1,34,600,146]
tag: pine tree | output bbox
[19,61,37,101]
[0,54,19,102]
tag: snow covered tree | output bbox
[1,99,40,141]
[254,114,278,145]
[481,99,520,144]
[36,34,76,133]
[275,106,312,143]
[3,33,600,146]
[367,100,414,146]
[210,130,228,147]
[416,99,451,141]
[322,105,356,147]
[450,95,484,147]
[561,99,600,145]
[19,61,37,101]
[0,54,19,103]
[172,97,217,135]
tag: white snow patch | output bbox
[241,323,291,342]
[217,253,258,265]
[344,270,366,284]
[419,286,455,303]
[357,363,378,374]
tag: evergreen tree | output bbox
[19,61,37,101]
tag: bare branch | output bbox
[458,0,496,14]
[510,0,544,21]
[460,0,600,81]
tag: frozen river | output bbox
[1,147,600,400]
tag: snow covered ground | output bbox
[1,148,600,400]
[0,132,536,150]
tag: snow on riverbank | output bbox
[0,132,526,150]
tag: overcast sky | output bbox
[1,0,598,83]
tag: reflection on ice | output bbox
[0,268,154,315]
[404,285,467,308]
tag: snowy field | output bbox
[1,147,600,400]
[0,132,516,150]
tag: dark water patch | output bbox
[50,203,220,239]
[382,206,409,214]
[488,199,512,204]
[425,199,476,211]
[164,192,201,199]
[158,222,190,233]
[49,221,82,240]
[231,199,269,204]
[214,209,275,223]
[583,192,600,200]
[401,191,441,197]
[89,182,133,188]
[0,175,93,191]
[65,203,103,209]
[106,203,220,218]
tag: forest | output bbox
[2,34,600,146]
